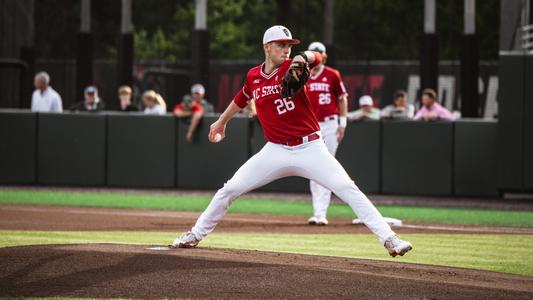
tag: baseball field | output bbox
[1,187,533,299]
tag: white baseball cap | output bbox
[84,86,98,94]
[263,25,300,45]
[308,41,326,53]
[191,83,205,94]
[359,95,373,106]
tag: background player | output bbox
[171,25,412,257]
[305,41,348,226]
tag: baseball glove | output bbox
[281,60,309,98]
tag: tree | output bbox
[34,0,500,61]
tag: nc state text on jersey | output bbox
[308,82,330,92]
[252,84,282,101]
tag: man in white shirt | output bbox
[31,71,63,112]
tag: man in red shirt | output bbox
[172,25,412,257]
[174,94,204,142]
[305,41,348,226]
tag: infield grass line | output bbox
[1,230,532,277]
[1,189,533,227]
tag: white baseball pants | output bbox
[190,136,396,244]
[309,119,339,218]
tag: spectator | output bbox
[31,71,63,112]
[70,86,105,112]
[414,88,454,121]
[142,90,166,115]
[174,94,204,142]
[347,95,380,121]
[381,90,415,120]
[190,83,214,114]
[118,85,138,111]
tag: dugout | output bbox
[0,110,36,184]
[37,112,106,185]
[107,113,176,188]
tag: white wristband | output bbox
[339,116,347,128]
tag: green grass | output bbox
[1,189,533,227]
[1,230,532,276]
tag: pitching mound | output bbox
[1,244,532,299]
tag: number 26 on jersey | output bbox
[318,93,331,105]
[275,98,295,115]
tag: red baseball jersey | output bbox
[234,58,321,144]
[306,65,348,121]
[173,102,203,114]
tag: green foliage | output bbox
[134,28,181,62]
[132,1,194,61]
[34,0,500,60]
[208,0,255,59]
[133,0,272,61]
[335,0,423,60]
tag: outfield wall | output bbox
[0,110,499,197]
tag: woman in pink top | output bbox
[414,88,454,121]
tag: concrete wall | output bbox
[0,110,502,196]
[107,113,176,188]
[176,116,249,189]
[336,121,381,193]
[0,110,36,184]
[37,113,106,185]
[381,121,453,195]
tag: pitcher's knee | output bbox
[330,178,358,193]
[217,181,244,202]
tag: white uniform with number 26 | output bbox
[306,63,348,220]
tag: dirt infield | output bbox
[2,204,533,299]
[2,204,533,234]
[1,244,533,299]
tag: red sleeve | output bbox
[233,80,252,109]
[191,103,204,114]
[233,69,254,109]
[332,69,348,99]
[173,103,183,112]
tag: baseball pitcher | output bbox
[171,25,412,257]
